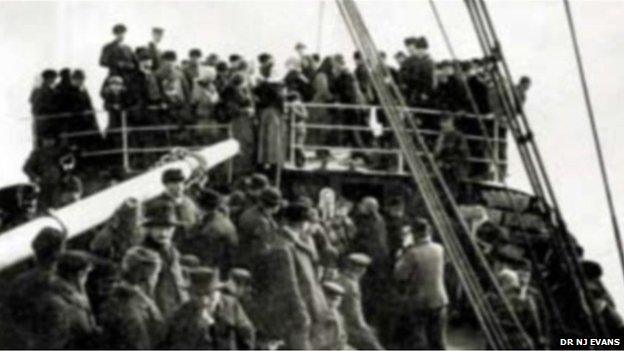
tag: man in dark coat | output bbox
[36,251,101,349]
[99,247,165,349]
[63,69,100,154]
[316,281,350,350]
[237,187,281,268]
[399,36,435,107]
[434,114,471,202]
[331,54,367,148]
[432,61,468,112]
[141,200,190,318]
[5,227,67,349]
[99,24,136,81]
[295,42,316,80]
[148,27,164,71]
[30,69,59,145]
[162,267,255,349]
[336,253,384,350]
[147,168,200,246]
[185,188,238,275]
[393,218,449,350]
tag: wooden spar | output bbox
[0,139,240,270]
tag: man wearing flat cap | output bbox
[185,188,238,275]
[162,267,256,349]
[243,173,270,210]
[30,69,59,145]
[335,253,384,350]
[314,281,350,350]
[100,23,136,82]
[394,218,448,349]
[99,247,165,349]
[237,186,282,268]
[141,200,190,318]
[400,35,435,106]
[6,227,67,348]
[34,250,100,349]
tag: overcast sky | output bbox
[1,0,623,309]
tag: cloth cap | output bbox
[57,250,93,276]
[258,53,273,65]
[162,168,185,183]
[582,260,603,280]
[416,36,429,49]
[112,24,127,34]
[122,246,161,273]
[227,190,247,209]
[322,281,345,296]
[404,36,419,46]
[41,69,57,80]
[199,188,222,210]
[161,50,177,61]
[32,227,67,261]
[143,200,182,227]
[249,173,270,190]
[189,48,202,58]
[72,69,85,80]
[347,253,372,267]
[187,267,222,293]
[181,254,201,268]
[260,187,282,207]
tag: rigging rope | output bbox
[562,0,624,281]
[336,1,533,347]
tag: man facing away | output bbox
[99,24,136,82]
[393,218,449,350]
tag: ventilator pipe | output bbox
[0,139,239,270]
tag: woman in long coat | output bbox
[307,57,335,150]
[256,82,286,176]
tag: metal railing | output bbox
[38,102,506,181]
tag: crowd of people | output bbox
[27,24,527,199]
[3,169,455,349]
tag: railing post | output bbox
[289,108,296,166]
[121,110,130,173]
[492,116,501,181]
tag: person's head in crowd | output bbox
[358,196,379,215]
[144,201,180,248]
[258,53,274,79]
[105,75,125,94]
[247,173,269,200]
[386,196,405,218]
[404,36,420,56]
[353,51,363,65]
[498,268,520,294]
[311,53,321,71]
[259,187,282,215]
[161,168,186,198]
[518,75,531,91]
[18,183,40,217]
[136,49,153,72]
[344,253,372,279]
[295,42,307,57]
[151,27,164,44]
[161,50,178,69]
[189,48,203,63]
[198,188,222,213]
[216,61,229,75]
[440,113,457,132]
[282,202,310,231]
[112,23,127,42]
[332,54,346,75]
[56,250,93,289]
[32,226,67,269]
[205,53,220,67]
[59,68,71,86]
[196,66,217,88]
[227,268,252,299]
[323,281,345,310]
[435,61,452,82]
[379,51,387,62]
[285,57,302,72]
[411,217,432,243]
[41,69,58,87]
[70,69,86,88]
[461,60,475,76]
[317,56,334,76]
[394,51,407,67]
[187,267,222,306]
[58,176,83,206]
[122,246,162,294]
[229,54,243,68]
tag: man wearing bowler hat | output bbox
[100,23,136,81]
[162,267,255,350]
[237,186,282,268]
[141,200,190,318]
